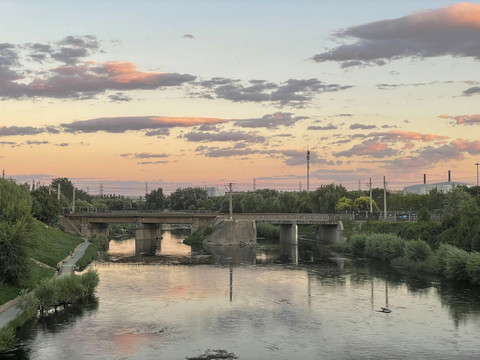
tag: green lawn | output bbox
[30,220,84,268]
[1,220,83,307]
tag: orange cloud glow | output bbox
[105,61,163,84]
[369,130,449,142]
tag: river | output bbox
[7,229,480,359]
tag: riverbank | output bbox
[0,221,89,334]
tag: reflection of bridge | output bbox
[65,211,344,254]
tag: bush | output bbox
[437,244,469,281]
[350,234,368,256]
[90,234,109,252]
[0,327,17,353]
[183,224,213,245]
[466,251,480,285]
[35,278,59,316]
[363,233,406,262]
[80,269,100,298]
[256,223,279,242]
[405,240,432,262]
[417,206,431,222]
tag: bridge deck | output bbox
[66,212,340,225]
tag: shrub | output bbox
[90,234,109,252]
[466,251,480,285]
[364,233,406,262]
[80,269,100,298]
[35,278,59,315]
[57,275,85,305]
[405,240,432,262]
[417,206,431,222]
[438,244,469,281]
[350,234,368,256]
[0,327,17,353]
[256,223,279,242]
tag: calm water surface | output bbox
[9,230,480,359]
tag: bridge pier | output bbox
[316,223,345,244]
[279,224,298,264]
[82,222,109,238]
[279,223,298,245]
[135,223,161,255]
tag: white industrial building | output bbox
[205,187,226,197]
[403,181,469,195]
[403,171,469,195]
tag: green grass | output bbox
[298,224,317,238]
[0,284,20,306]
[184,224,213,245]
[30,220,83,268]
[76,242,99,271]
[1,221,83,307]
[24,263,56,289]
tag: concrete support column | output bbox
[83,222,109,238]
[135,222,160,255]
[279,224,298,245]
[279,224,298,265]
[316,223,345,244]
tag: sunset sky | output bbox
[2,1,480,195]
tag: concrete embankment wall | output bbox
[203,219,256,246]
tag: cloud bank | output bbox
[313,3,480,67]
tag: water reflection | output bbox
[108,228,192,259]
[9,230,480,359]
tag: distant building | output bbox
[205,187,225,197]
[403,181,469,195]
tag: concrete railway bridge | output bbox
[65,211,345,252]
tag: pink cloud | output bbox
[451,138,480,154]
[440,114,480,125]
[367,130,449,142]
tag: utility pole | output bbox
[383,176,387,220]
[253,178,256,191]
[369,178,373,214]
[229,183,233,219]
[476,163,480,186]
[306,149,310,192]
[145,182,148,196]
[2,169,4,179]
[72,186,76,213]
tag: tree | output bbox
[278,192,299,213]
[353,196,379,212]
[145,188,166,210]
[335,196,353,212]
[310,184,347,213]
[50,177,74,202]
[31,186,61,225]
[168,187,208,210]
[417,206,431,222]
[0,179,34,285]
[241,192,263,213]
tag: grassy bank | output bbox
[0,220,83,307]
[76,234,108,271]
[183,224,213,246]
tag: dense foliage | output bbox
[32,269,99,316]
[31,186,61,226]
[0,179,34,286]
